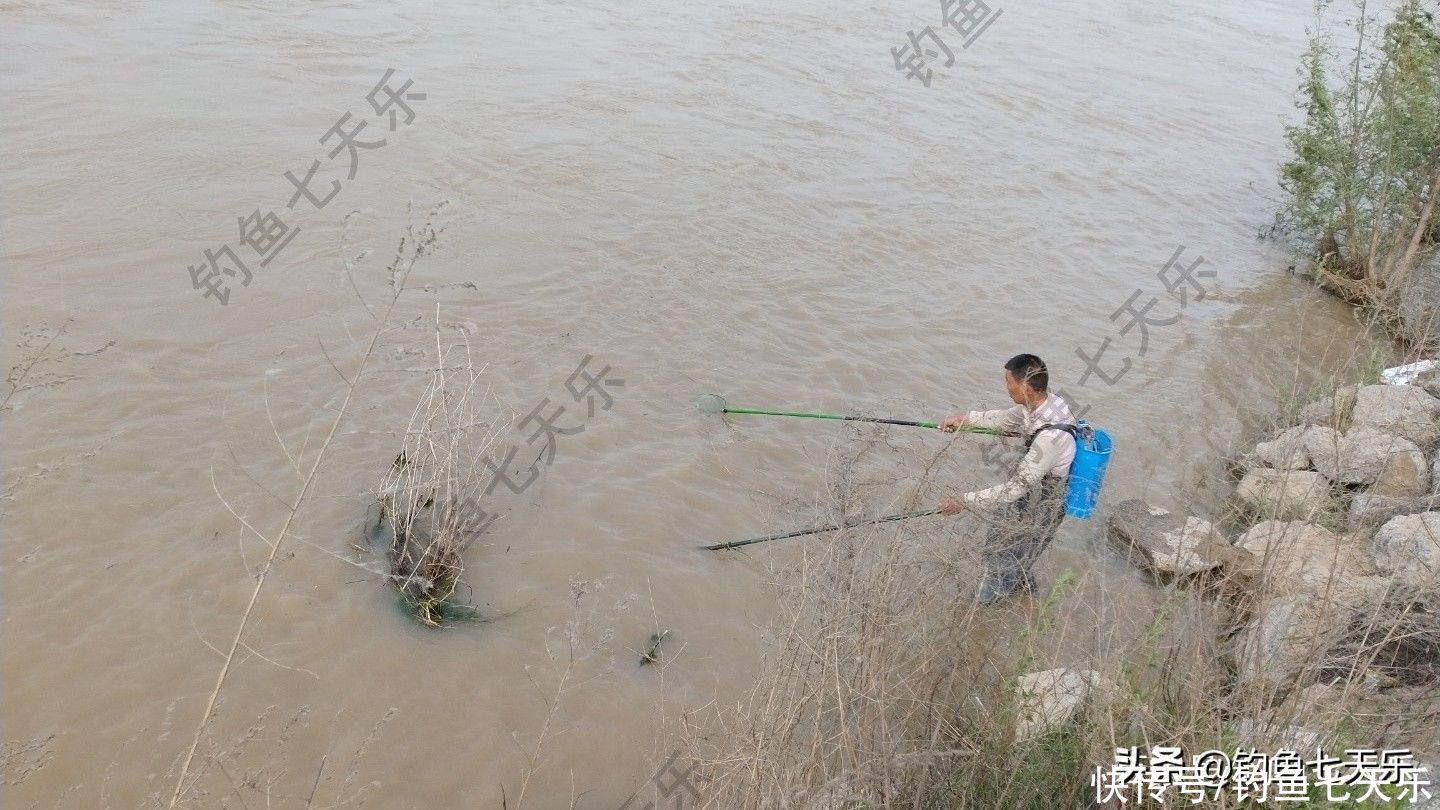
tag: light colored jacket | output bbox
[960,393,1077,510]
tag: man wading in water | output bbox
[937,354,1077,605]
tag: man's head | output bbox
[1003,353,1048,405]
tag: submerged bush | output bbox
[371,331,503,626]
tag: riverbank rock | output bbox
[1370,442,1430,498]
[1413,362,1440,402]
[1235,469,1333,521]
[1298,386,1358,430]
[1107,500,1239,575]
[1014,668,1107,742]
[1348,492,1440,532]
[1235,521,1364,597]
[1372,512,1440,586]
[1298,426,1341,476]
[1255,426,1312,470]
[1351,427,1425,495]
[1232,576,1394,694]
[1222,449,1264,480]
[1304,426,1428,496]
[1350,384,1440,451]
[1233,594,1323,694]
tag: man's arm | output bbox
[960,430,1069,510]
[942,404,1025,434]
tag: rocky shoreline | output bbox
[1104,374,1440,765]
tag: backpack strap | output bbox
[1024,422,1077,451]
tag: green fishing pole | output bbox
[694,394,1002,436]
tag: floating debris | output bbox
[365,330,503,628]
[369,483,489,627]
[640,630,671,665]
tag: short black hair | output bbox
[1004,354,1048,392]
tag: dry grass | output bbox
[685,366,1440,808]
[1,318,115,413]
[142,705,400,809]
[370,307,506,626]
[167,202,451,807]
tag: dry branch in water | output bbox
[370,309,506,625]
[167,202,448,809]
[2,318,114,411]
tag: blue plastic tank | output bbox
[1065,422,1112,519]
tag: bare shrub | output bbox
[371,310,506,626]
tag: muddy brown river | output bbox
[2,0,1391,806]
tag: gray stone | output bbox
[1298,396,1335,427]
[1369,436,1430,497]
[1235,469,1334,521]
[1302,426,1343,480]
[1222,449,1263,480]
[1298,386,1359,429]
[1107,500,1240,575]
[1308,425,1428,495]
[1014,668,1108,742]
[1236,521,1363,597]
[1233,576,1391,694]
[1233,594,1317,693]
[1432,448,1440,494]
[1416,364,1440,402]
[1255,425,1312,470]
[1350,384,1440,451]
[1348,492,1440,533]
[1372,512,1440,586]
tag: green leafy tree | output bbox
[1278,0,1440,320]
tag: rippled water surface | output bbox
[2,0,1387,805]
